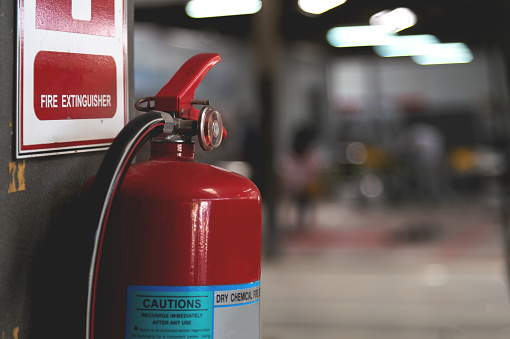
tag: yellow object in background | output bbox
[449,146,476,173]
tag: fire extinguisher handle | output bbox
[154,53,221,121]
[86,111,165,339]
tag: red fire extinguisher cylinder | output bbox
[95,141,261,338]
[87,53,262,339]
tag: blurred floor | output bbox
[261,196,510,338]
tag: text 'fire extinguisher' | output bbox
[86,53,262,339]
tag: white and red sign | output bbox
[17,0,127,157]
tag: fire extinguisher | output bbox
[85,53,262,339]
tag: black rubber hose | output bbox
[85,111,165,339]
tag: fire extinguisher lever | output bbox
[135,53,226,151]
[154,53,220,121]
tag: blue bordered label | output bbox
[126,281,260,339]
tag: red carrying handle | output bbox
[154,53,226,139]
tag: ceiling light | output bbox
[373,35,439,57]
[298,0,347,15]
[327,26,395,48]
[370,7,417,33]
[185,0,262,18]
[412,43,473,65]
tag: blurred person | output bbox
[279,126,323,230]
[399,123,450,202]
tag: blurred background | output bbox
[133,0,510,337]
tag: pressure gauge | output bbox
[198,106,223,151]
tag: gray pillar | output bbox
[252,0,282,257]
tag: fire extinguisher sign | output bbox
[127,281,261,339]
[16,0,127,158]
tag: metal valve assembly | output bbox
[133,53,225,151]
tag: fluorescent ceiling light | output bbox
[186,0,262,18]
[298,0,347,15]
[327,25,472,65]
[374,37,473,65]
[373,35,439,57]
[370,8,417,33]
[327,26,395,48]
[412,43,473,65]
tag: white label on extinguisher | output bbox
[126,281,260,339]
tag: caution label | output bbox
[127,281,260,339]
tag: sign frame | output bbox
[16,0,128,158]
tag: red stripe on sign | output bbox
[34,51,117,120]
[20,138,114,152]
[36,0,115,37]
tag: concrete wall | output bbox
[0,2,134,338]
